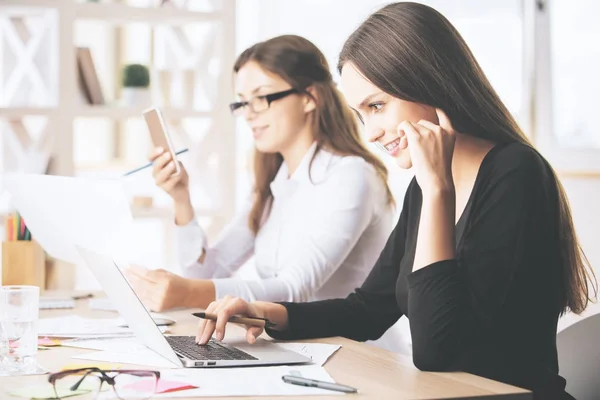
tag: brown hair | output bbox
[234,35,394,235]
[338,2,596,314]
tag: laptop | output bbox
[74,245,310,368]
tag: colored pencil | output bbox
[7,214,14,241]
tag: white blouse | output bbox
[176,143,394,303]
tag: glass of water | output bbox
[0,285,39,374]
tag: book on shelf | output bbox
[76,47,105,105]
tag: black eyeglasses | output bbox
[48,367,160,399]
[229,88,299,116]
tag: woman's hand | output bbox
[196,297,269,345]
[401,109,456,196]
[149,147,190,203]
[124,265,214,311]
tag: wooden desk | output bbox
[1,295,531,399]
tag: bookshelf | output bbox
[0,0,237,286]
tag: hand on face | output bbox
[124,265,188,312]
[196,296,265,345]
[148,147,189,203]
[401,108,456,195]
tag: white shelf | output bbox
[75,106,212,119]
[75,2,221,25]
[0,106,212,119]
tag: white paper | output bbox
[72,348,177,369]
[275,343,341,367]
[37,315,165,337]
[61,337,147,352]
[2,173,133,265]
[146,366,343,397]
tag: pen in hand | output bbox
[192,312,276,329]
[282,375,358,393]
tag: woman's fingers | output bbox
[214,297,249,342]
[155,161,178,186]
[196,300,220,343]
[152,151,173,179]
[246,326,263,344]
[147,147,164,162]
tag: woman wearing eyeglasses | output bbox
[194,3,596,399]
[126,35,396,322]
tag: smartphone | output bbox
[142,107,181,175]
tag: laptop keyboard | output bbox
[166,336,258,361]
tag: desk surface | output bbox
[1,294,531,399]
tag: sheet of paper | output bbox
[72,348,178,369]
[60,361,125,371]
[0,364,48,377]
[149,366,344,397]
[38,315,170,338]
[61,337,147,352]
[2,173,133,265]
[37,315,133,337]
[8,384,92,399]
[124,379,198,394]
[275,343,341,367]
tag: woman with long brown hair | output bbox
[126,35,395,315]
[196,3,596,398]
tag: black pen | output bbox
[282,375,358,393]
[123,148,189,176]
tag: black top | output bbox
[267,142,572,399]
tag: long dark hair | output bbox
[235,35,394,234]
[338,2,596,314]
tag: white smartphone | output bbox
[142,107,181,175]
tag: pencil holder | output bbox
[1,240,46,287]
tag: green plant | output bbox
[122,64,150,88]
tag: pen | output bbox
[281,375,358,393]
[123,148,189,176]
[192,312,276,328]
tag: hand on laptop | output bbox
[196,296,290,345]
[196,296,266,345]
[124,265,193,312]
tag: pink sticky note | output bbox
[125,379,197,394]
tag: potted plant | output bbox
[121,63,151,107]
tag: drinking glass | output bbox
[0,285,40,374]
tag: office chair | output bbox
[557,313,600,400]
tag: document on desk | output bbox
[61,337,146,352]
[2,173,133,265]
[72,348,177,369]
[152,366,343,397]
[275,343,341,366]
[37,315,167,338]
